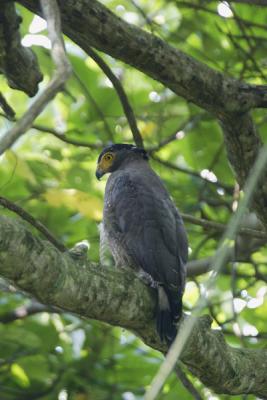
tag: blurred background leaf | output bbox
[0,1,267,399]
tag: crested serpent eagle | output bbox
[96,144,188,343]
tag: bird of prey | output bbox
[96,144,188,343]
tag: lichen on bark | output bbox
[1,0,267,396]
[0,215,267,397]
[0,2,42,96]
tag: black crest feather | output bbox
[98,143,148,162]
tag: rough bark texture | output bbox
[2,1,267,396]
[0,1,42,96]
[17,0,267,233]
[18,0,267,113]
[221,114,267,227]
[0,216,267,397]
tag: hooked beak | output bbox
[96,166,105,180]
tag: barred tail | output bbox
[156,285,183,344]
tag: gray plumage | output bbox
[96,144,188,343]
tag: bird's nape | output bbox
[97,143,148,163]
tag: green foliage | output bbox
[0,1,267,399]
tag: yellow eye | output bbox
[104,153,113,161]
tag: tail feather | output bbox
[156,285,183,344]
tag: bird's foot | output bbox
[137,270,157,288]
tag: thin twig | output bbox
[87,47,144,148]
[129,0,155,30]
[73,71,114,142]
[152,154,234,193]
[233,13,267,80]
[148,114,204,153]
[0,92,15,120]
[181,212,266,239]
[175,1,267,30]
[32,123,103,149]
[174,365,203,400]
[199,142,224,197]
[0,112,103,149]
[0,196,67,252]
[225,27,266,81]
[223,0,267,5]
[0,0,72,155]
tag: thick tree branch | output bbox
[0,0,72,155]
[1,4,265,397]
[18,0,267,113]
[0,193,263,278]
[1,3,266,395]
[0,215,267,397]
[0,2,42,96]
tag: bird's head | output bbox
[96,143,148,180]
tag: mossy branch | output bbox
[0,2,42,96]
[0,215,266,397]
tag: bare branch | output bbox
[175,1,267,30]
[0,112,103,149]
[181,212,267,239]
[32,124,103,149]
[87,47,143,148]
[2,187,264,279]
[148,114,204,153]
[0,2,42,96]
[174,365,203,400]
[152,155,234,194]
[0,0,72,155]
[0,93,15,120]
[73,71,114,142]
